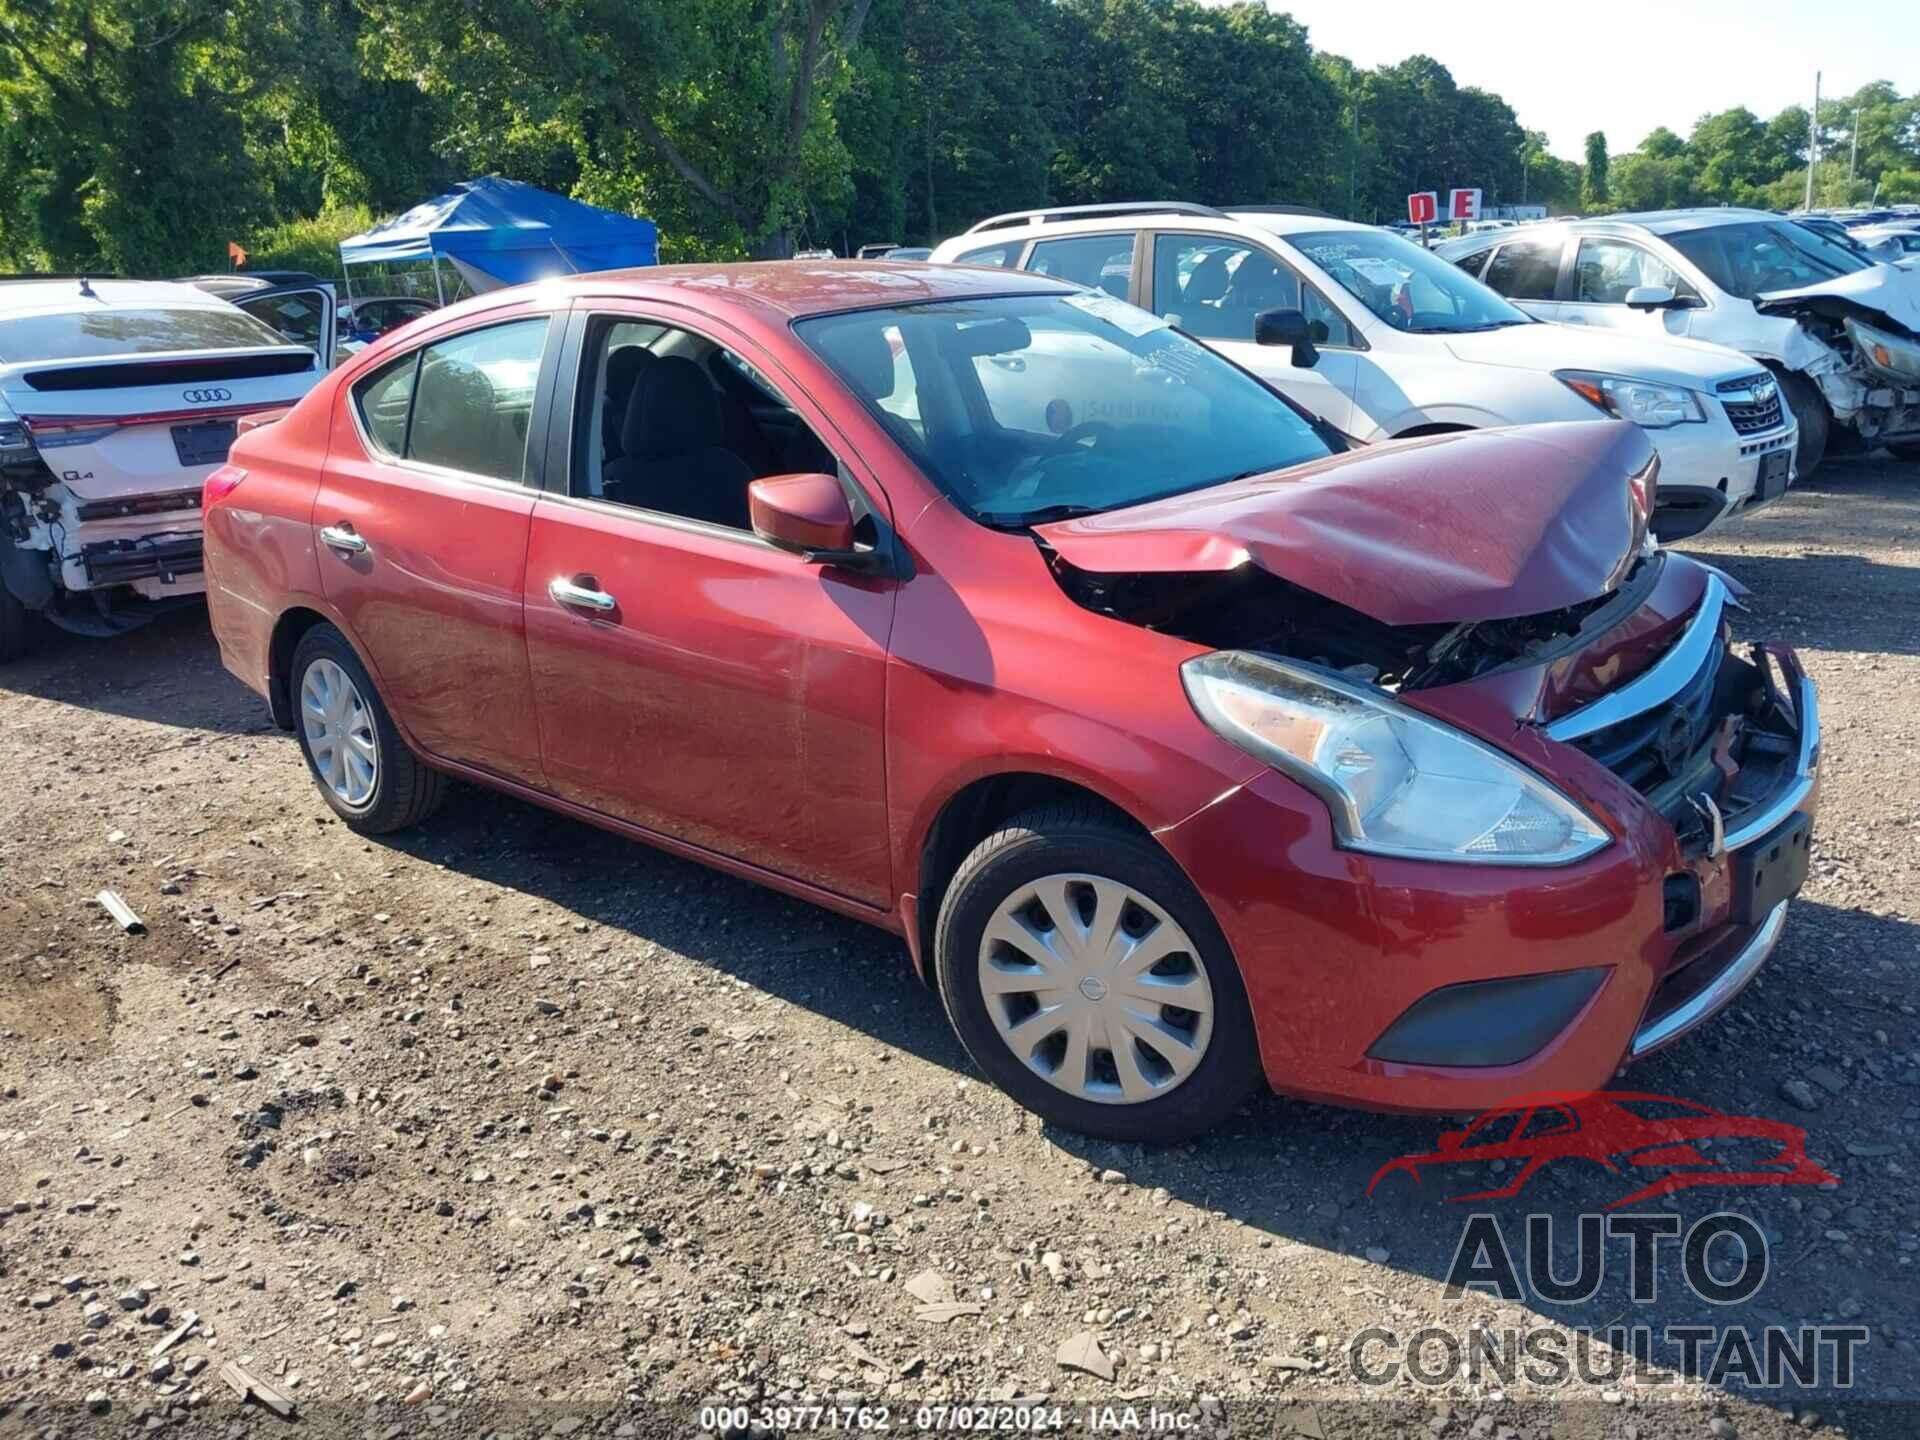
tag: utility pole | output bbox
[1849,107,1859,184]
[1347,98,1359,220]
[1805,71,1820,211]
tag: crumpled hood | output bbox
[1755,263,1920,338]
[1036,422,1655,626]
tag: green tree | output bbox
[357,0,880,257]
[1581,130,1610,210]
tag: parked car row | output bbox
[1436,209,1920,470]
[170,258,1822,1141]
[930,202,1803,541]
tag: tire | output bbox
[933,801,1262,1142]
[1889,442,1920,462]
[1774,369,1829,477]
[289,623,445,834]
[0,583,27,665]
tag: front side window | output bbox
[1150,235,1355,347]
[797,291,1336,528]
[570,317,840,532]
[1667,220,1869,299]
[1571,239,1696,304]
[1291,229,1535,332]
[1481,240,1564,301]
[349,316,549,482]
[1023,234,1136,297]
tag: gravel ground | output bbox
[2,453,1917,1439]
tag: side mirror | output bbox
[1254,307,1319,369]
[1624,285,1679,311]
[749,473,860,562]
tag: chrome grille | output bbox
[1718,373,1785,436]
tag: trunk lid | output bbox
[1,347,319,504]
[1035,421,1655,626]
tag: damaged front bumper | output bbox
[1155,563,1820,1112]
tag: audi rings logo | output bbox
[182,387,233,404]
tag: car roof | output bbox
[432,260,1078,327]
[0,277,241,320]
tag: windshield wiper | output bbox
[975,502,1105,528]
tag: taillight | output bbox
[203,465,248,508]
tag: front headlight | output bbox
[1845,316,1920,383]
[1182,651,1610,865]
[1555,370,1705,429]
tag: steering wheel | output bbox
[1050,420,1118,453]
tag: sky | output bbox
[1267,0,1920,159]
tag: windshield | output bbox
[0,306,292,363]
[1668,221,1870,299]
[796,292,1336,526]
[1286,229,1533,333]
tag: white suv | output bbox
[1436,209,1920,470]
[0,278,332,660]
[930,203,1798,543]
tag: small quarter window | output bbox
[352,352,416,458]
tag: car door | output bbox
[1144,232,1356,431]
[1559,236,1701,340]
[520,305,895,907]
[235,284,338,370]
[313,307,559,786]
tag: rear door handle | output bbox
[549,576,617,612]
[320,524,369,556]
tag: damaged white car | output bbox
[1441,209,1920,472]
[0,278,330,661]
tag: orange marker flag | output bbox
[227,240,247,269]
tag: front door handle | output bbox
[549,576,617,612]
[320,524,369,556]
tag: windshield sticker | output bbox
[1062,291,1170,337]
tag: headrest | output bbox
[622,355,723,460]
[1183,251,1232,303]
[814,323,896,401]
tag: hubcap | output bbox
[978,873,1214,1106]
[300,657,378,808]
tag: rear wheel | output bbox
[1775,370,1829,477]
[933,802,1262,1142]
[290,624,445,834]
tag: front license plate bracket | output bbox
[1731,811,1811,926]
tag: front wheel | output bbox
[1774,370,1829,477]
[0,583,27,664]
[290,624,445,834]
[933,802,1262,1142]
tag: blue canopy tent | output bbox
[338,177,657,302]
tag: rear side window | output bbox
[1449,248,1492,280]
[955,242,1022,268]
[0,306,289,363]
[1482,240,1563,300]
[350,316,551,482]
[1024,234,1136,297]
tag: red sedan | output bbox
[201,263,1820,1141]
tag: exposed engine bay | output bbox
[1045,547,1653,692]
[1758,283,1920,443]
